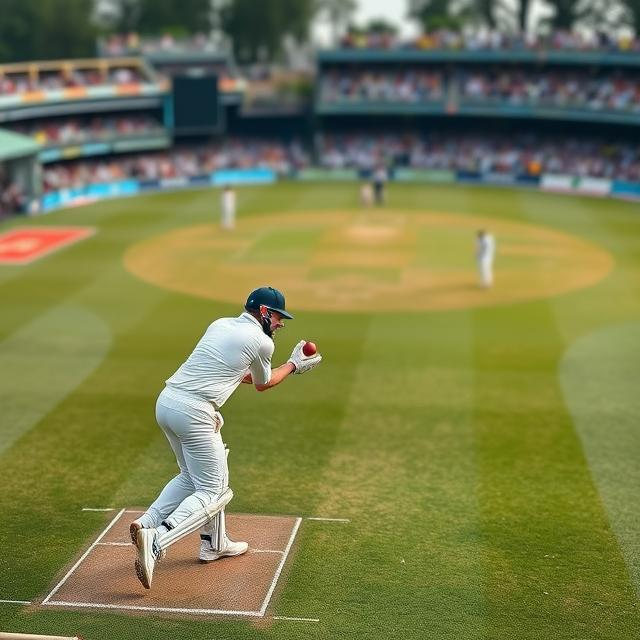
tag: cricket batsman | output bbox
[130,286,322,589]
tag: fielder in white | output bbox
[476,229,496,288]
[130,286,322,589]
[220,184,236,230]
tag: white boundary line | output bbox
[273,616,320,622]
[82,508,116,512]
[306,517,350,522]
[258,516,302,616]
[96,542,130,547]
[0,599,31,604]
[42,508,126,605]
[251,549,284,554]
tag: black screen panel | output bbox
[172,75,220,133]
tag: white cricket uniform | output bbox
[476,234,496,287]
[141,312,273,550]
[221,189,236,229]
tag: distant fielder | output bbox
[360,181,374,207]
[220,184,236,230]
[130,286,322,589]
[476,229,496,288]
[372,165,388,205]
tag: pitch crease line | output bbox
[258,516,302,617]
[252,549,284,554]
[273,616,320,622]
[96,542,130,547]
[0,599,31,604]
[44,600,262,616]
[42,508,126,605]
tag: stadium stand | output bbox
[3,30,640,215]
[339,29,640,54]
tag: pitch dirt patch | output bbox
[41,511,300,618]
[124,210,613,312]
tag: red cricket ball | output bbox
[302,341,317,357]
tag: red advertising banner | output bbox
[0,227,95,265]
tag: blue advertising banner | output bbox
[189,175,212,186]
[211,168,276,185]
[611,180,640,199]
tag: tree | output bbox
[97,0,142,33]
[364,18,399,35]
[619,0,640,32]
[315,0,358,44]
[221,0,315,63]
[0,0,39,62]
[98,0,212,35]
[137,0,212,35]
[590,0,634,33]
[0,0,96,62]
[408,0,465,31]
[541,0,601,30]
[517,0,533,32]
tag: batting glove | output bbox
[288,340,322,375]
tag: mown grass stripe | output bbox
[0,304,111,455]
[560,321,640,598]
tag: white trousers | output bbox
[478,258,494,287]
[221,204,235,229]
[142,388,228,548]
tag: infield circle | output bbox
[124,210,613,312]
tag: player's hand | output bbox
[213,411,224,433]
[288,340,322,375]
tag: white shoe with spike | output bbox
[199,536,248,563]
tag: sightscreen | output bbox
[172,75,220,134]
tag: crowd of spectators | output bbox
[319,69,445,103]
[10,115,165,147]
[99,33,219,57]
[0,171,27,217]
[340,29,640,53]
[42,139,310,191]
[460,69,640,112]
[317,132,640,181]
[38,132,640,191]
[319,67,640,113]
[0,66,149,96]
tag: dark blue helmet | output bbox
[245,286,294,319]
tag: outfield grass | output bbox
[1,182,639,639]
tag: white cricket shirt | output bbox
[476,234,496,261]
[222,190,236,212]
[165,312,274,407]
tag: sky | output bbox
[354,0,415,33]
[312,0,553,43]
[313,0,419,43]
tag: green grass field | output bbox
[1,181,639,639]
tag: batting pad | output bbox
[157,487,233,550]
[202,510,226,551]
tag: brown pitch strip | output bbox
[40,513,301,619]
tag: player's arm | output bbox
[248,340,321,391]
[243,363,296,390]
[253,362,296,392]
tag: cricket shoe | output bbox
[199,536,248,563]
[129,520,142,545]
[134,528,163,589]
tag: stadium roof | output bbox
[0,128,41,162]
